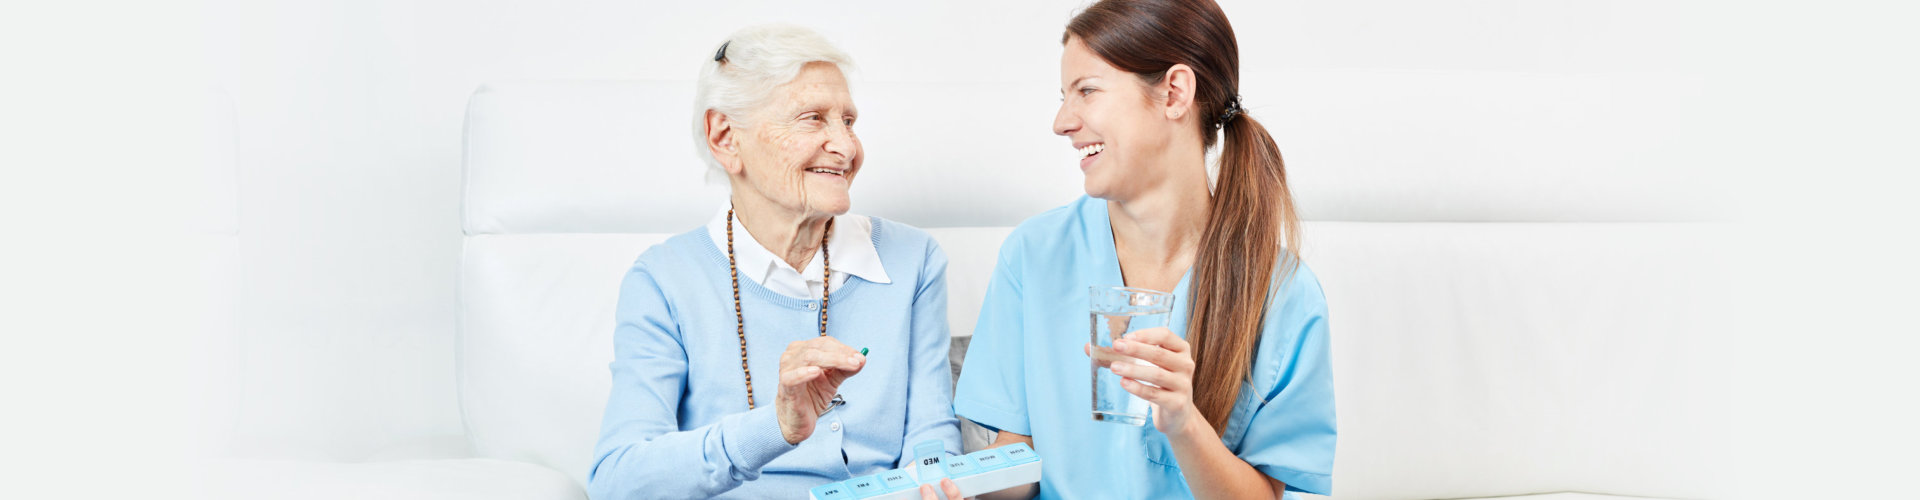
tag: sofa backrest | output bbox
[459,78,1728,498]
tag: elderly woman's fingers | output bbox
[939,478,964,499]
[804,334,860,351]
[781,338,865,372]
[775,340,863,393]
[803,336,865,361]
[780,365,825,388]
[797,347,865,373]
[918,479,965,500]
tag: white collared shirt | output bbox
[706,206,892,300]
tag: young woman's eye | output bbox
[1079,87,1097,96]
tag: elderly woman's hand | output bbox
[775,336,866,444]
[918,477,965,500]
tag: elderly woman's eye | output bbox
[1079,87,1097,96]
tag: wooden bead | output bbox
[726,208,832,410]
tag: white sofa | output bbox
[210,75,1732,499]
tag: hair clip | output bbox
[1216,94,1244,128]
[714,41,730,63]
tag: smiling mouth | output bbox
[1078,143,1105,159]
[806,167,846,177]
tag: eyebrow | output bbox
[1060,75,1097,95]
[786,99,856,116]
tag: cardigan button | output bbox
[805,303,816,311]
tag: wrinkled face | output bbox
[733,62,862,218]
[1052,36,1176,201]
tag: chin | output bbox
[1082,174,1117,201]
[807,194,852,217]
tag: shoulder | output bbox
[1246,257,1333,400]
[613,228,714,337]
[1259,257,1330,340]
[1007,196,1092,243]
[1271,257,1328,317]
[1255,258,1331,359]
[866,215,934,250]
[864,214,946,266]
[998,195,1097,261]
[862,215,952,292]
[627,226,718,282]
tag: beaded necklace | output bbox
[726,207,839,411]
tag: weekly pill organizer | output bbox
[807,441,1042,500]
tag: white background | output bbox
[214,0,1758,463]
[3,0,1917,498]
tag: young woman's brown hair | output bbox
[1066,0,1302,435]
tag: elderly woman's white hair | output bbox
[691,24,855,181]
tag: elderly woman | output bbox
[587,24,962,500]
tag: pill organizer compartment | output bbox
[808,442,1042,500]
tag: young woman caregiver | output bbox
[953,0,1335,499]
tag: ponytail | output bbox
[1186,111,1300,433]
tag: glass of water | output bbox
[1088,286,1174,426]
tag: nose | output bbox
[823,121,858,163]
[1052,101,1078,137]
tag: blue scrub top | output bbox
[953,196,1336,499]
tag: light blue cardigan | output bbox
[588,216,961,500]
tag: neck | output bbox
[731,193,831,271]
[1109,155,1211,270]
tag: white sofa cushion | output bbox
[205,458,583,500]
[1305,222,1728,499]
[459,234,665,482]
[1449,494,1678,500]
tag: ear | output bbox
[705,109,747,176]
[1159,64,1198,124]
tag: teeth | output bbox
[1078,143,1105,158]
[808,168,842,176]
